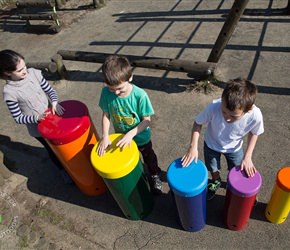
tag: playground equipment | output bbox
[265,166,290,224]
[207,0,250,63]
[16,0,62,33]
[21,0,257,79]
[23,0,290,81]
[46,1,254,79]
[90,133,154,220]
[54,49,216,80]
[38,100,107,196]
[167,158,208,232]
[224,166,262,231]
[14,0,109,34]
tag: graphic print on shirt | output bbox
[111,105,137,132]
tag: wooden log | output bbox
[26,62,58,73]
[48,23,62,33]
[19,12,58,21]
[58,50,216,76]
[16,0,56,8]
[207,0,250,63]
[25,23,61,34]
[93,0,106,8]
[51,54,67,79]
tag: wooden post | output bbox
[26,62,58,73]
[51,54,67,79]
[207,0,250,63]
[93,0,106,8]
[16,0,56,8]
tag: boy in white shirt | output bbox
[181,78,264,200]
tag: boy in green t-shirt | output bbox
[97,55,162,194]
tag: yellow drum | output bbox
[91,133,154,220]
[265,166,290,224]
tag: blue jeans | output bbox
[204,142,244,174]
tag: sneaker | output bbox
[151,174,163,194]
[207,178,221,200]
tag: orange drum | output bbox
[38,100,106,196]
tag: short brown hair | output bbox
[102,55,132,86]
[222,78,257,113]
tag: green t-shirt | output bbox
[99,84,154,146]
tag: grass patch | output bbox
[36,207,63,225]
[19,235,29,248]
[186,76,226,94]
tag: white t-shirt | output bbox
[195,98,264,153]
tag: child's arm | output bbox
[5,100,39,124]
[181,122,202,167]
[40,76,64,116]
[116,116,150,149]
[97,112,111,156]
[241,132,259,177]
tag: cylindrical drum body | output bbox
[265,167,290,224]
[224,166,262,231]
[90,134,154,220]
[38,100,106,196]
[167,158,208,232]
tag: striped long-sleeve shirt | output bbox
[3,68,59,137]
[6,77,58,124]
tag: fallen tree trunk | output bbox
[57,50,216,77]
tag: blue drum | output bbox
[167,158,208,232]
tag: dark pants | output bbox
[34,137,64,171]
[138,141,161,176]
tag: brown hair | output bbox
[222,78,257,113]
[101,55,132,86]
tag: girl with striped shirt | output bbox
[0,49,71,183]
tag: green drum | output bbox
[91,133,154,220]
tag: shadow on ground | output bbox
[47,69,198,94]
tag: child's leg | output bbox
[34,137,73,184]
[224,147,244,171]
[35,137,63,170]
[203,142,221,181]
[204,142,222,200]
[138,141,161,176]
[138,141,162,193]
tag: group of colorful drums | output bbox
[38,100,290,231]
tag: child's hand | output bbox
[241,158,257,177]
[97,136,111,156]
[181,146,198,167]
[51,101,65,116]
[116,132,134,149]
[37,111,50,122]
